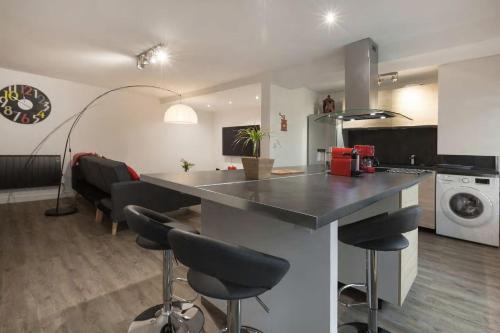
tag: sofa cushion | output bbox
[79,157,105,191]
[97,197,113,216]
[79,156,131,194]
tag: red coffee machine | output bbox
[355,145,376,173]
[330,147,360,177]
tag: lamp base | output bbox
[45,206,78,216]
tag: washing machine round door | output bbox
[441,186,494,227]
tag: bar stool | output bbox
[168,229,290,333]
[338,205,421,333]
[124,205,205,333]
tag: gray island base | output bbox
[143,166,428,333]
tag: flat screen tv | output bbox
[222,125,260,156]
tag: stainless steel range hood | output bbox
[317,38,412,123]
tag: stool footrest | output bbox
[171,277,199,304]
[255,296,270,313]
[338,283,367,308]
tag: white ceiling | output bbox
[176,84,261,113]
[2,0,500,97]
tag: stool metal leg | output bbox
[224,300,263,333]
[163,250,174,313]
[227,300,241,333]
[128,249,204,333]
[367,250,378,333]
[338,249,390,333]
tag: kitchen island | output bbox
[143,166,429,333]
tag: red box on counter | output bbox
[330,147,359,177]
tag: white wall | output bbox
[212,107,261,169]
[0,67,214,203]
[438,55,500,156]
[268,85,317,167]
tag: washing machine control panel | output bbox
[437,174,495,187]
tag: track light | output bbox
[378,72,399,86]
[137,44,169,70]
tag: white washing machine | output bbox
[436,173,499,247]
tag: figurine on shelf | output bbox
[322,95,335,113]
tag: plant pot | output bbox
[241,157,275,180]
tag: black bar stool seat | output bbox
[351,234,409,252]
[168,229,290,333]
[338,206,421,333]
[338,207,419,251]
[187,269,268,300]
[135,220,196,251]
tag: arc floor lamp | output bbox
[44,84,197,216]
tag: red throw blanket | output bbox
[71,152,97,167]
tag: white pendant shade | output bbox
[164,104,198,124]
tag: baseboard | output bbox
[0,187,73,204]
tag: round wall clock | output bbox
[0,84,51,124]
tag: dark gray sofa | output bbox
[72,155,200,235]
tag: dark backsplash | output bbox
[346,126,496,169]
[436,155,496,169]
[347,127,438,166]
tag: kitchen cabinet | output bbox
[418,171,436,229]
[438,55,500,156]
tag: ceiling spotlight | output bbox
[324,11,337,25]
[228,101,233,104]
[255,96,260,100]
[137,44,169,70]
[207,104,211,108]
[156,48,169,62]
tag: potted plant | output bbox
[233,127,274,180]
[180,159,195,172]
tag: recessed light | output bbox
[255,96,260,100]
[156,48,169,63]
[324,11,337,25]
[228,101,233,104]
[207,104,211,108]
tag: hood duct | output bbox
[345,38,379,112]
[317,38,412,123]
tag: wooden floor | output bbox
[1,199,500,333]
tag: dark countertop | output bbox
[143,165,429,229]
[380,164,436,170]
